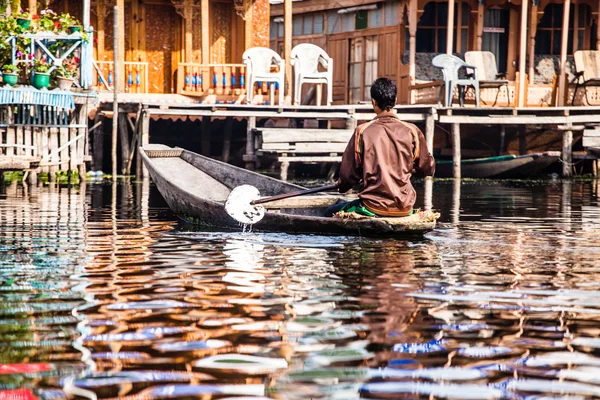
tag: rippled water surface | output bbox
[1,179,600,399]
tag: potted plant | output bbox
[58,13,81,34]
[55,57,78,90]
[32,59,51,89]
[16,10,32,30]
[1,64,19,86]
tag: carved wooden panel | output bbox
[251,0,269,48]
[211,2,232,63]
[192,7,202,62]
[146,4,178,93]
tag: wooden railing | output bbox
[176,63,246,97]
[94,61,149,93]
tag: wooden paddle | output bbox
[251,184,339,205]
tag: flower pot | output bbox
[2,73,19,86]
[57,76,73,90]
[32,73,50,89]
[68,26,81,33]
[16,18,31,29]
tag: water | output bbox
[0,179,599,399]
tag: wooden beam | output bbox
[447,0,455,54]
[201,0,210,63]
[28,0,36,15]
[83,0,90,29]
[518,0,528,108]
[96,0,105,61]
[451,123,461,179]
[284,0,293,103]
[562,129,573,177]
[557,0,571,107]
[244,0,253,50]
[184,0,193,63]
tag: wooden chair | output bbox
[464,51,511,106]
[242,47,285,105]
[572,50,600,105]
[432,54,480,107]
[290,44,333,106]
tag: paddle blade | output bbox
[225,185,265,224]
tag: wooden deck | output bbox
[92,97,600,180]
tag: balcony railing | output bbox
[176,63,246,98]
[93,61,149,93]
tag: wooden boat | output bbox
[140,145,438,236]
[434,151,560,179]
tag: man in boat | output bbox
[326,77,435,218]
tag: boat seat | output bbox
[254,127,354,181]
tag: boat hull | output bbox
[435,152,560,178]
[140,145,437,236]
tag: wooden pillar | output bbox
[28,0,36,15]
[117,0,126,92]
[447,0,455,54]
[92,113,104,172]
[528,4,538,83]
[244,116,256,170]
[451,123,461,179]
[562,129,573,177]
[517,0,528,107]
[425,109,435,153]
[519,125,527,155]
[507,9,519,78]
[284,0,293,103]
[222,117,233,163]
[499,125,506,156]
[201,0,210,63]
[476,3,484,51]
[139,110,150,178]
[96,1,105,61]
[573,4,579,52]
[118,113,130,175]
[557,0,571,107]
[244,0,253,50]
[452,178,460,226]
[201,116,211,156]
[408,0,417,103]
[83,0,90,29]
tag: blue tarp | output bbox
[0,86,75,110]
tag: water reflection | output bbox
[0,179,599,399]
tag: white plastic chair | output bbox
[242,47,285,105]
[291,44,333,106]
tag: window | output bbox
[270,18,283,38]
[328,4,399,34]
[534,4,591,55]
[292,13,325,36]
[416,2,470,53]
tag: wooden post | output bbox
[244,0,253,50]
[447,0,455,54]
[518,0,528,107]
[557,0,571,107]
[117,0,126,92]
[28,0,36,15]
[476,3,484,51]
[139,110,150,178]
[284,0,293,104]
[562,129,573,177]
[597,0,600,49]
[96,0,105,62]
[83,0,90,29]
[528,4,538,82]
[507,9,518,78]
[222,117,233,163]
[112,6,119,181]
[244,116,256,170]
[201,116,211,156]
[425,110,435,153]
[92,113,104,172]
[451,123,461,179]
[499,125,506,156]
[452,178,461,226]
[118,113,130,175]
[519,125,527,155]
[408,0,417,103]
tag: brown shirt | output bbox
[337,111,435,216]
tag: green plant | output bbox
[56,56,78,78]
[16,9,30,19]
[33,58,50,73]
[58,12,77,28]
[2,63,18,73]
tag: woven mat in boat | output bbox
[334,209,440,224]
[145,149,184,158]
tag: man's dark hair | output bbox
[370,78,397,111]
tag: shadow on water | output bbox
[0,178,599,398]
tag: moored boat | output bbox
[434,152,561,179]
[140,145,438,236]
